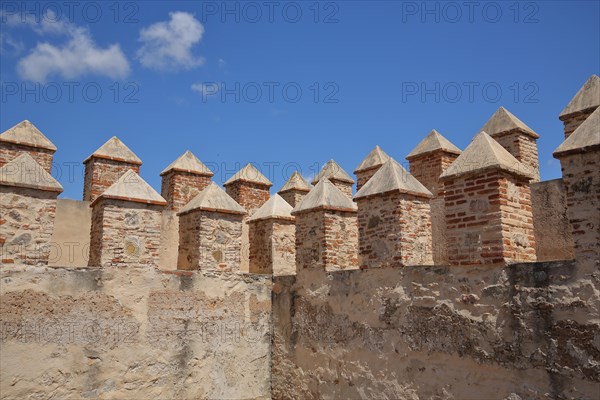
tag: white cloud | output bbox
[137,12,205,71]
[218,58,226,68]
[0,33,25,56]
[7,10,130,82]
[191,82,220,99]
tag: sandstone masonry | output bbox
[160,150,214,211]
[292,179,358,271]
[83,136,142,202]
[355,159,433,268]
[559,74,599,139]
[177,182,246,271]
[0,120,56,173]
[441,132,536,266]
[88,170,166,268]
[312,159,355,198]
[0,154,63,265]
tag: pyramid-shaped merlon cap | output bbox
[279,171,312,193]
[560,75,600,118]
[479,107,539,139]
[0,120,57,151]
[406,130,461,160]
[178,182,246,216]
[312,159,355,185]
[292,179,357,215]
[92,169,166,206]
[0,153,63,193]
[248,194,294,222]
[223,163,272,187]
[84,136,142,165]
[440,132,535,180]
[354,145,391,173]
[160,150,214,176]
[554,107,600,157]
[355,158,432,200]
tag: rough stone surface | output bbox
[408,151,458,197]
[249,218,295,275]
[89,199,163,268]
[354,146,391,191]
[83,158,141,203]
[480,108,541,181]
[225,181,270,216]
[0,187,58,266]
[279,189,308,209]
[357,191,433,268]
[530,179,575,262]
[0,266,271,400]
[443,170,536,266]
[312,160,355,198]
[295,209,358,272]
[559,75,600,138]
[177,211,243,272]
[272,262,600,400]
[557,151,600,270]
[491,130,541,182]
[161,170,212,211]
[0,141,54,174]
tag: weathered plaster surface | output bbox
[273,262,600,400]
[0,265,272,400]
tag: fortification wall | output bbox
[272,263,600,400]
[0,265,271,400]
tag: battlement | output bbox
[1,75,599,400]
[1,76,598,274]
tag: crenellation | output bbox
[160,150,214,211]
[559,75,599,139]
[292,179,358,271]
[354,146,390,191]
[312,159,355,198]
[0,120,57,173]
[88,170,166,268]
[0,154,63,265]
[440,132,536,266]
[278,171,311,208]
[83,137,143,202]
[2,76,600,399]
[177,182,246,271]
[248,195,295,275]
[480,107,541,181]
[554,107,600,269]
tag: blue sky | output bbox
[1,0,599,199]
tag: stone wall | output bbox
[329,180,353,199]
[279,190,306,208]
[0,142,54,173]
[225,182,270,216]
[249,219,295,275]
[177,211,243,272]
[357,192,432,268]
[531,179,575,262]
[83,158,141,202]
[0,265,271,400]
[409,152,457,196]
[160,170,212,211]
[272,263,600,400]
[0,187,58,266]
[492,131,540,181]
[89,200,163,268]
[355,167,379,192]
[560,109,595,139]
[295,210,358,272]
[444,171,536,266]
